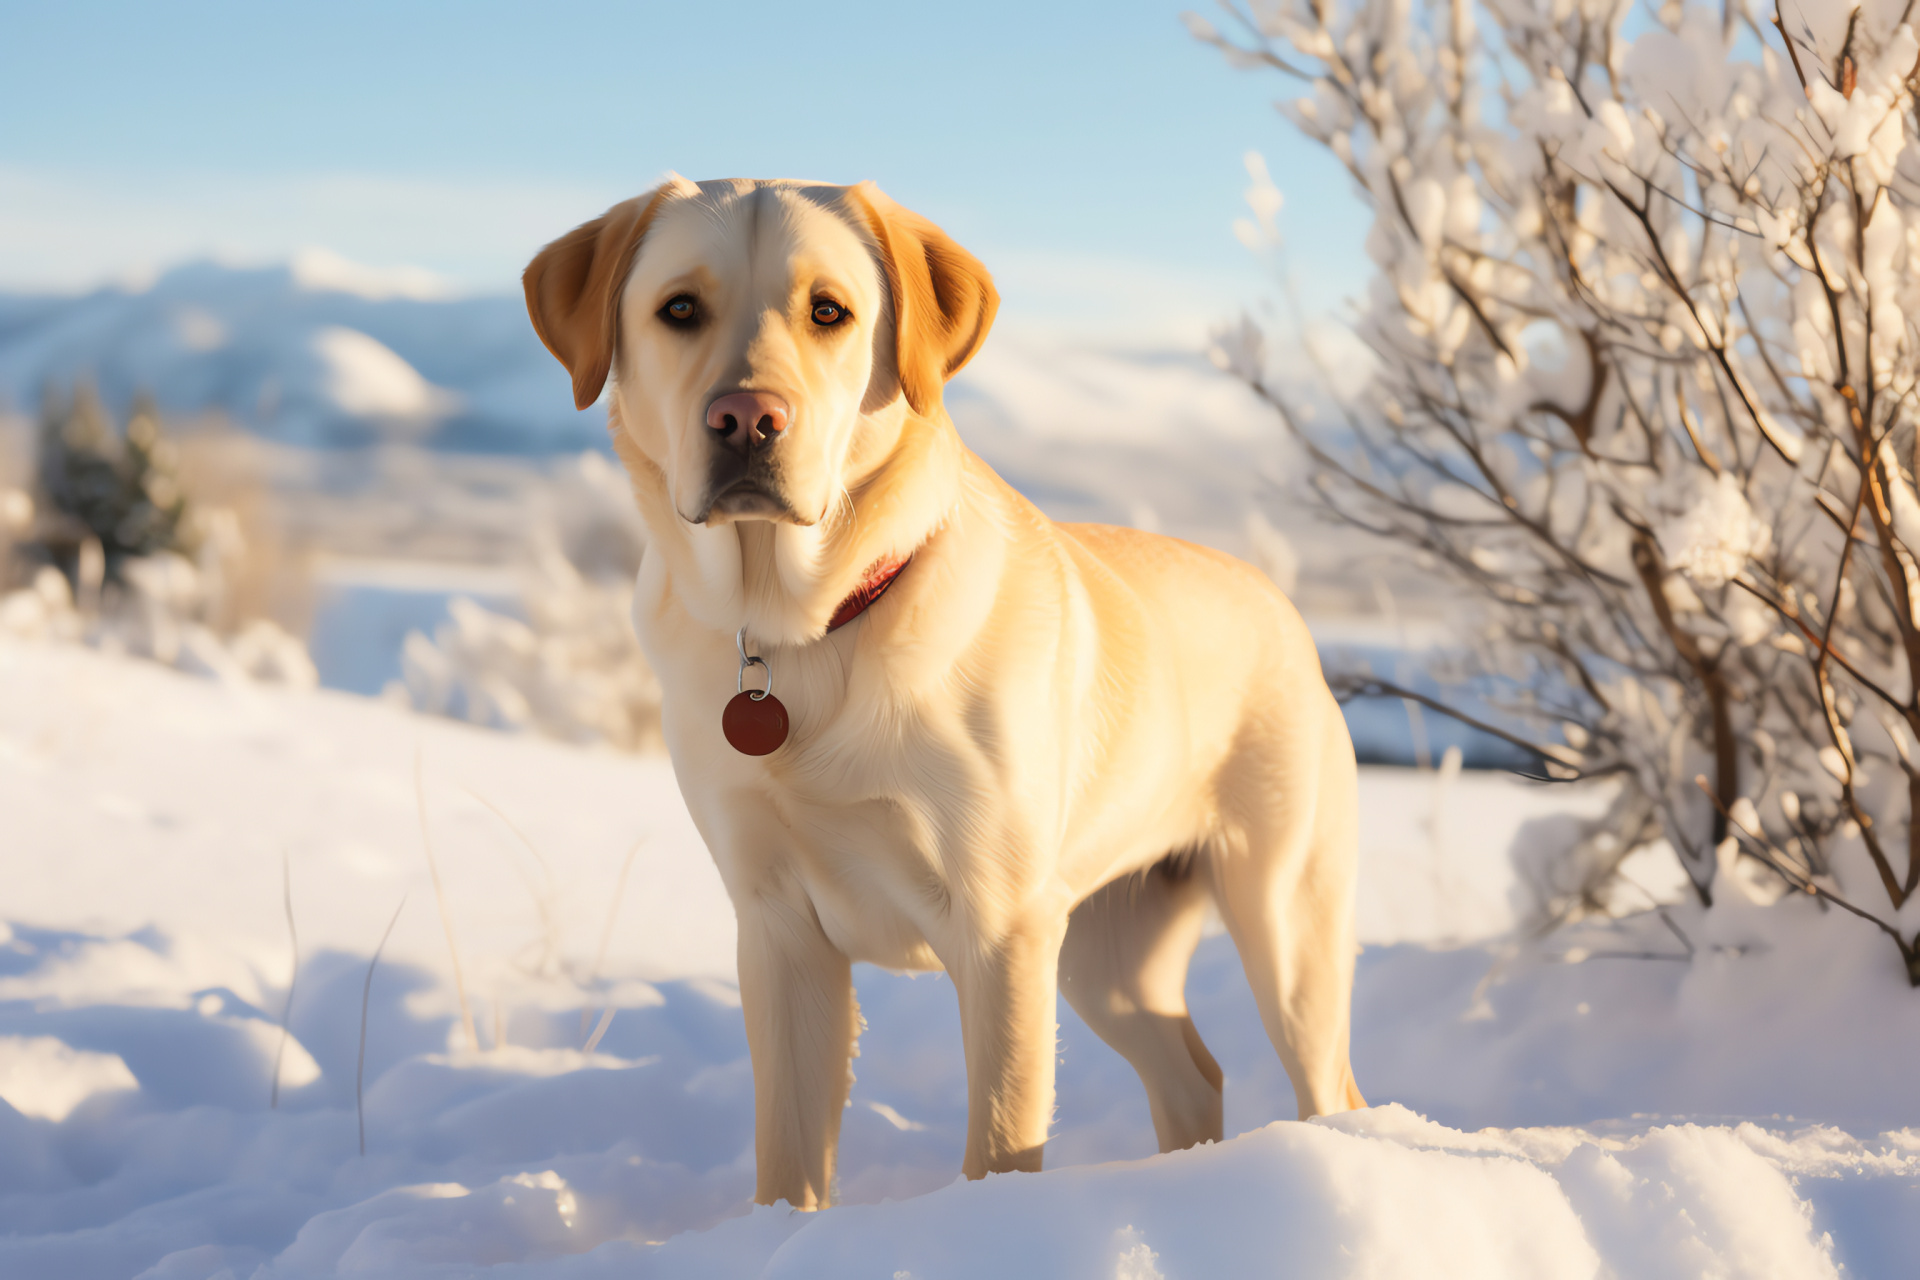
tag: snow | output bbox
[306,326,457,425]
[0,1036,140,1122]
[307,559,522,696]
[720,1116,1841,1280]
[1659,470,1768,591]
[0,636,731,990]
[3,636,1917,1277]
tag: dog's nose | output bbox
[705,391,789,451]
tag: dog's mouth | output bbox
[683,428,818,526]
[689,474,813,526]
[707,480,808,523]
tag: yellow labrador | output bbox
[524,177,1365,1209]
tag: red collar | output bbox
[826,555,911,632]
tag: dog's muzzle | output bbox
[688,390,807,523]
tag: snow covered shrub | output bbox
[1193,1,1920,980]
[1,386,316,686]
[395,452,663,751]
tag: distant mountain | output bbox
[0,254,1290,464]
[0,255,598,452]
[0,254,1302,546]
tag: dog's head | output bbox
[524,177,997,530]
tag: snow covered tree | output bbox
[1192,0,1920,982]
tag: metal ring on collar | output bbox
[735,626,773,701]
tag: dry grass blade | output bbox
[582,1004,617,1055]
[269,848,298,1109]
[415,751,478,1050]
[580,835,646,1046]
[358,893,407,1158]
[464,788,554,878]
[465,788,563,980]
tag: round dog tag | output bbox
[723,690,789,755]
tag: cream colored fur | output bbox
[523,176,1365,1210]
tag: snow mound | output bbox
[0,1035,138,1122]
[725,1112,1841,1280]
[307,326,458,424]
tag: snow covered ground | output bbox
[3,637,1917,1277]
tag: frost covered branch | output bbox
[1197,0,1920,979]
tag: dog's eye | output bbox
[811,299,846,327]
[660,295,698,326]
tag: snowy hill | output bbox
[0,256,1283,465]
[0,258,1327,571]
[2,637,1916,1277]
[0,255,599,453]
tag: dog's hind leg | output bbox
[1059,858,1224,1152]
[1212,697,1366,1120]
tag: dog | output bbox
[523,176,1365,1209]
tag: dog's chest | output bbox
[648,628,963,969]
[770,786,950,971]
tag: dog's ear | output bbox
[850,182,999,417]
[523,187,674,411]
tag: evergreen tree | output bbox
[32,384,192,583]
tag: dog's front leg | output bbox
[952,913,1068,1179]
[737,890,857,1210]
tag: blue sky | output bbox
[1,0,1367,340]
